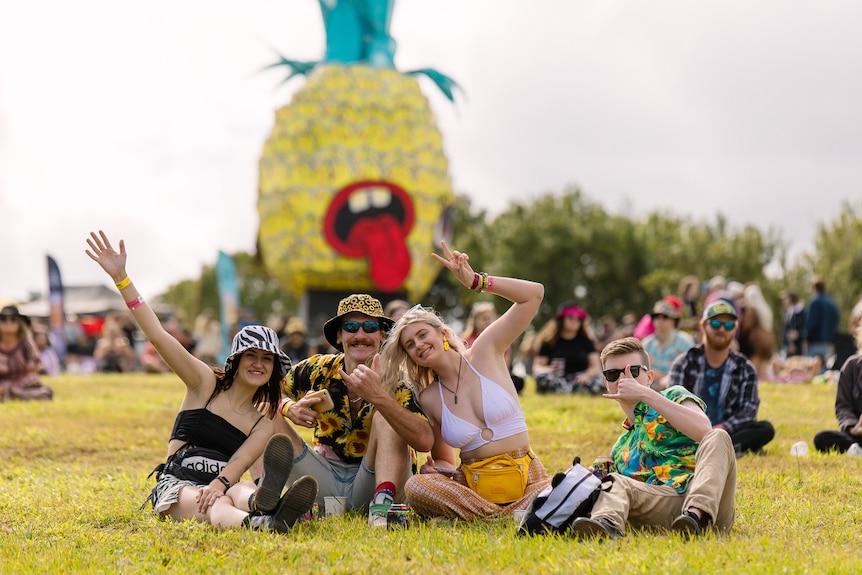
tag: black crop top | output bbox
[169,408,258,457]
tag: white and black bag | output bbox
[517,457,612,536]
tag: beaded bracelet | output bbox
[115,276,131,290]
[476,272,489,292]
[126,296,144,310]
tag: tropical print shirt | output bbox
[285,353,426,465]
[610,385,706,493]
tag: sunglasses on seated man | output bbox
[341,321,381,334]
[602,364,649,382]
[707,319,736,331]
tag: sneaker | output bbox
[848,443,862,456]
[368,500,392,528]
[271,475,319,533]
[244,513,275,531]
[671,510,710,537]
[250,434,294,514]
[570,516,620,539]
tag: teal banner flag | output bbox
[215,251,240,364]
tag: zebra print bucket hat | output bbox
[224,325,291,379]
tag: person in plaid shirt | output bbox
[669,298,775,456]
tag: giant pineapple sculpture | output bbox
[257,0,457,304]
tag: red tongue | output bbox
[349,215,410,292]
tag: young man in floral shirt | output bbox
[571,337,737,539]
[276,294,433,526]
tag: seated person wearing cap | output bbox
[274,294,434,527]
[642,299,695,390]
[668,299,775,456]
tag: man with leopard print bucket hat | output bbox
[273,294,434,526]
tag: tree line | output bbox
[159,187,862,339]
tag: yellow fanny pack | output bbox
[462,452,532,505]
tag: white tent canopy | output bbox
[15,284,172,318]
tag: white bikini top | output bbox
[438,359,527,452]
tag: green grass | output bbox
[2,374,861,574]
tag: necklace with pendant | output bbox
[437,354,463,404]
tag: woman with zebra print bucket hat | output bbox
[86,230,317,533]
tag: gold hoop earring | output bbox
[443,336,450,351]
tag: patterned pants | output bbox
[404,447,551,520]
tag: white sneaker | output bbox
[847,443,862,456]
[368,499,392,528]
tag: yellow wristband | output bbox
[280,398,296,417]
[115,276,131,290]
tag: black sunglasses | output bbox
[603,364,649,382]
[0,315,18,323]
[342,321,381,334]
[708,319,736,331]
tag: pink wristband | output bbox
[126,296,144,310]
[486,275,494,293]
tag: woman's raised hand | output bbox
[431,240,476,288]
[85,230,127,281]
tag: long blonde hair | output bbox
[379,305,466,395]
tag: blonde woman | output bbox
[379,242,550,519]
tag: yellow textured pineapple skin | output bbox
[257,64,455,302]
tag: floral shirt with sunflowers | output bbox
[610,385,707,493]
[285,353,426,465]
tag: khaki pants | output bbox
[590,428,737,534]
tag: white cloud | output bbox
[2,1,861,302]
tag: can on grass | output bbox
[386,504,410,529]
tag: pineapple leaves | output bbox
[262,56,320,84]
[405,68,461,103]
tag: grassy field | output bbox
[1,373,861,574]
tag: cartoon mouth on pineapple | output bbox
[323,180,415,293]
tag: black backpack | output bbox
[517,456,613,536]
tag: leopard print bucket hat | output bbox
[322,294,394,351]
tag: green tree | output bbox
[158,252,298,326]
[423,194,493,321]
[792,201,862,324]
[638,214,780,297]
[422,188,786,332]
[486,188,649,325]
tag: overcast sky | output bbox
[2,1,861,303]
